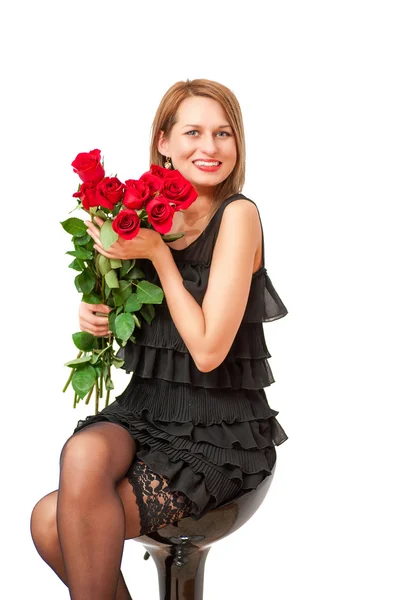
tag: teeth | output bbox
[194,161,220,166]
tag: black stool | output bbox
[132,460,276,599]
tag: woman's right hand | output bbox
[78,302,112,337]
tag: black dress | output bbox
[73,193,288,522]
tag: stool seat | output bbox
[132,460,276,599]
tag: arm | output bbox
[152,199,260,372]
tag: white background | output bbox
[1,0,397,598]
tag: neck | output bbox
[180,192,215,225]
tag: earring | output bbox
[164,156,172,169]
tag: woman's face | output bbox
[158,96,237,196]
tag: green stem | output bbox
[63,368,75,393]
[99,337,104,398]
[95,378,99,414]
[100,356,104,398]
[62,351,83,392]
[85,383,95,406]
[73,392,79,408]
[96,342,112,360]
[104,354,113,408]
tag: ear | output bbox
[157,130,169,157]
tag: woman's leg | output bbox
[31,421,193,598]
[56,420,136,599]
[30,489,132,599]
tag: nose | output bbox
[199,132,218,155]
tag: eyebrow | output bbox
[182,124,232,129]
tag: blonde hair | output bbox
[149,78,246,221]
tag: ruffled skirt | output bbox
[72,373,288,521]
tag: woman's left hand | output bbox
[84,216,164,262]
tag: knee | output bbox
[60,430,111,474]
[30,496,58,554]
[59,431,114,495]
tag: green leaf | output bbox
[66,248,93,259]
[119,260,131,278]
[68,258,85,271]
[72,233,91,245]
[74,274,82,293]
[72,364,97,398]
[106,292,115,307]
[126,259,136,272]
[100,219,118,250]
[105,376,114,391]
[125,293,142,313]
[120,280,133,298]
[65,355,92,367]
[108,310,117,335]
[124,265,145,280]
[112,357,125,368]
[72,331,96,351]
[76,269,96,294]
[60,217,87,237]
[140,303,155,324]
[90,207,108,220]
[115,312,135,341]
[110,258,122,269]
[82,292,102,304]
[105,269,119,288]
[136,280,164,304]
[86,237,95,250]
[112,280,132,306]
[98,255,112,276]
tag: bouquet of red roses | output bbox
[61,149,197,413]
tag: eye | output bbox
[185,130,232,137]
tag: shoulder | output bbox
[222,197,260,220]
[218,197,262,245]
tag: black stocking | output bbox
[55,421,194,599]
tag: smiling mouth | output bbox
[192,160,222,167]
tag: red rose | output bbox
[161,169,198,210]
[112,209,141,240]
[145,195,175,235]
[72,181,97,210]
[123,179,151,209]
[139,171,164,197]
[95,177,124,211]
[71,149,105,184]
[149,164,170,179]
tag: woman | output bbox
[30,78,288,599]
